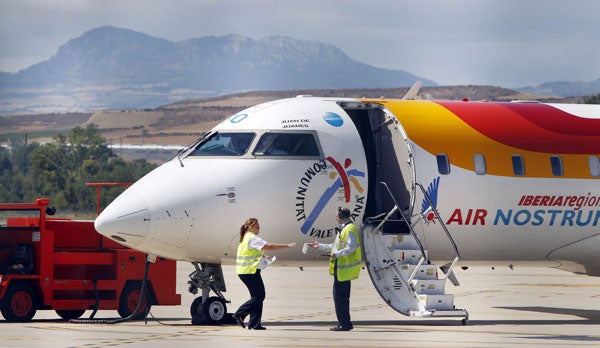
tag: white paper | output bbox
[259,255,276,269]
[302,242,309,254]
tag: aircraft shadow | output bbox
[489,306,600,322]
[264,306,600,328]
[263,319,461,328]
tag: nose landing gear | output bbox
[187,262,234,325]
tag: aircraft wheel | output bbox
[118,283,152,320]
[190,296,203,317]
[0,283,38,322]
[56,309,86,320]
[191,296,227,325]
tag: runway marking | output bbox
[11,316,600,348]
[268,303,388,321]
[66,329,211,348]
[510,283,600,287]
[452,289,504,297]
[24,324,228,348]
[0,338,45,342]
[208,329,600,348]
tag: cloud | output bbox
[1,0,599,86]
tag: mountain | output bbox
[515,78,600,97]
[0,26,436,113]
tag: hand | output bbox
[329,253,337,259]
[288,242,297,248]
[308,240,319,249]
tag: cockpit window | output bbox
[188,132,255,156]
[253,132,320,157]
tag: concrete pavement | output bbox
[2,263,600,348]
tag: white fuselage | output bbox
[94,97,600,276]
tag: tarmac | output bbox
[2,262,600,348]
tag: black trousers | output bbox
[235,269,265,328]
[333,263,352,328]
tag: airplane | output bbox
[94,84,600,325]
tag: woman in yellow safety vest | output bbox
[308,207,361,331]
[234,218,296,330]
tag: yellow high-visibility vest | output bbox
[236,232,263,274]
[329,222,362,281]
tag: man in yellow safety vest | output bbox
[309,206,361,331]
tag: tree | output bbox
[2,124,157,213]
[584,94,600,104]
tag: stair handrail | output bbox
[374,205,398,232]
[443,255,460,281]
[406,255,426,284]
[379,182,427,261]
[414,182,461,260]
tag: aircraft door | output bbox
[344,105,415,233]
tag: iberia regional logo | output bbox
[300,156,365,234]
[420,176,440,224]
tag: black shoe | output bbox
[330,325,353,331]
[234,314,245,329]
[249,326,267,330]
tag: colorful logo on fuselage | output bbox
[323,112,344,127]
[229,113,248,123]
[296,156,365,236]
[421,177,440,224]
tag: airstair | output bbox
[362,182,469,324]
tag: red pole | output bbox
[85,182,132,216]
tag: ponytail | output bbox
[239,217,258,242]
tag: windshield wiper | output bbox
[177,130,217,167]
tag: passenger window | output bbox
[189,132,255,156]
[253,133,320,157]
[512,155,525,176]
[473,154,487,175]
[436,153,450,175]
[550,156,563,176]
[589,156,600,177]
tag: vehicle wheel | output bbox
[190,296,227,325]
[190,296,203,317]
[0,283,38,322]
[56,309,86,320]
[118,283,151,320]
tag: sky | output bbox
[1,0,599,88]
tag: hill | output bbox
[0,26,435,114]
[1,85,576,147]
[516,78,600,97]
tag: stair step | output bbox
[388,249,428,265]
[362,222,467,321]
[397,264,438,280]
[411,279,446,295]
[418,294,454,310]
[389,234,421,250]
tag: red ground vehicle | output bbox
[0,198,181,322]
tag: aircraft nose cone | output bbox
[94,189,151,247]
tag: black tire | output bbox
[117,283,151,320]
[56,309,85,320]
[190,296,227,325]
[0,283,38,322]
[190,296,203,317]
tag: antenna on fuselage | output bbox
[402,81,422,100]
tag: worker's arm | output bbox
[261,242,296,250]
